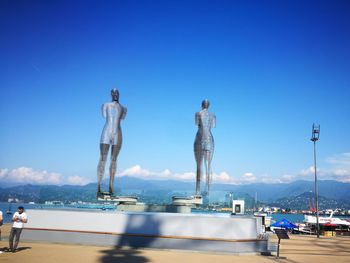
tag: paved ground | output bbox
[1,224,350,263]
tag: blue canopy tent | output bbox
[271,219,297,229]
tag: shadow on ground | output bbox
[99,248,149,263]
[99,214,160,263]
[16,246,32,252]
[0,246,32,253]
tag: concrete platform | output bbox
[21,209,268,254]
[116,203,191,213]
[97,195,138,204]
[172,195,203,206]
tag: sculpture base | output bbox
[172,195,203,206]
[21,209,269,254]
[97,193,138,204]
[116,203,191,213]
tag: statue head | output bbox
[111,89,119,102]
[201,99,210,109]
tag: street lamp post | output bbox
[311,123,320,238]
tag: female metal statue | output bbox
[97,89,127,197]
[194,99,216,196]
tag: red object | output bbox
[323,223,337,227]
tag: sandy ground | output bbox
[1,224,350,263]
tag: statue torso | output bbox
[194,109,215,151]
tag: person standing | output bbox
[9,206,28,252]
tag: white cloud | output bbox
[120,165,321,185]
[300,166,315,177]
[299,166,325,178]
[173,171,195,181]
[242,172,256,182]
[260,176,281,184]
[119,165,151,177]
[119,165,194,181]
[1,167,61,185]
[326,152,350,166]
[66,175,90,186]
[212,171,233,183]
[119,165,175,180]
[295,152,350,183]
[119,165,265,185]
[280,174,296,183]
[256,174,299,184]
[324,153,350,182]
[119,165,240,184]
[328,168,350,182]
[0,167,90,186]
[3,152,350,187]
[0,168,9,178]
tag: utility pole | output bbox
[311,123,320,238]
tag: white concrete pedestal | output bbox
[172,195,203,206]
[21,209,268,254]
[97,195,138,204]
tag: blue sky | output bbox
[1,0,350,186]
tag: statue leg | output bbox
[109,144,121,195]
[204,150,213,195]
[97,144,110,194]
[194,150,203,195]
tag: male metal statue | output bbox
[97,89,127,197]
[194,99,216,196]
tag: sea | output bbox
[1,201,348,224]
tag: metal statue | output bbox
[97,89,127,197]
[194,99,216,196]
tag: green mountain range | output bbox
[1,177,349,209]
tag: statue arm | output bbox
[195,112,200,126]
[101,104,107,118]
[121,106,127,120]
[212,114,216,128]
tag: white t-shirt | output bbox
[12,211,28,228]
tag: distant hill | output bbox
[211,180,350,202]
[118,177,350,202]
[1,177,350,209]
[268,191,350,210]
